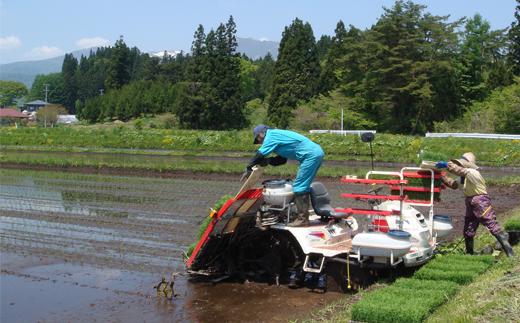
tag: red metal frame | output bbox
[334,207,400,216]
[341,193,404,201]
[390,186,442,193]
[186,188,262,268]
[341,178,408,185]
[402,171,445,179]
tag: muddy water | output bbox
[0,169,346,322]
[1,168,519,322]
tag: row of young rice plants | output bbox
[351,254,494,323]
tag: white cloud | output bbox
[26,46,63,59]
[75,37,110,49]
[259,37,270,42]
[0,36,21,50]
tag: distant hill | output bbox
[0,37,279,88]
[0,48,97,88]
[237,37,278,59]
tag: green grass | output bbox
[1,126,519,166]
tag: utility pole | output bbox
[341,108,344,135]
[44,83,50,103]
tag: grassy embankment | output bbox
[295,207,520,323]
[1,126,519,177]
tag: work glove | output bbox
[268,155,287,166]
[247,152,268,171]
[435,161,448,169]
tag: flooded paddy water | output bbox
[1,165,518,322]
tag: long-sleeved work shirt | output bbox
[442,161,487,197]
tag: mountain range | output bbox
[0,37,279,88]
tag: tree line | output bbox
[5,0,520,134]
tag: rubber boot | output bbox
[494,231,515,257]
[465,237,474,255]
[287,193,309,227]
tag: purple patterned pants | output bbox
[464,194,502,238]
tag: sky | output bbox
[0,0,517,64]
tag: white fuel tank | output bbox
[262,179,294,206]
[431,215,453,239]
[352,230,412,258]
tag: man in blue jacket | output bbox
[247,125,325,227]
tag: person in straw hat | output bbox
[436,153,514,257]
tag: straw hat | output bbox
[451,152,478,169]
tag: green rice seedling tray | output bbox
[413,267,477,285]
[440,254,494,265]
[425,261,491,274]
[504,218,520,231]
[352,287,451,323]
[391,278,458,296]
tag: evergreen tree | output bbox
[252,53,275,100]
[61,53,78,112]
[268,18,320,128]
[105,36,131,90]
[508,0,520,75]
[458,14,509,105]
[362,1,461,133]
[319,20,349,94]
[177,17,246,129]
[316,34,332,61]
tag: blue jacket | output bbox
[257,129,323,161]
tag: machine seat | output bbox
[310,182,350,221]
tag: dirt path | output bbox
[1,167,518,322]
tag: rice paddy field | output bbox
[1,161,519,322]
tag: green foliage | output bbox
[1,127,519,166]
[268,18,320,128]
[434,78,520,134]
[79,80,176,122]
[509,1,520,76]
[245,98,268,126]
[289,90,376,131]
[29,73,65,105]
[36,104,68,127]
[457,14,512,105]
[105,37,131,90]
[61,53,78,112]
[178,16,246,130]
[0,80,28,107]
